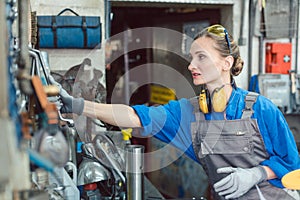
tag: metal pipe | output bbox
[62,125,77,168]
[125,145,144,200]
[29,48,50,83]
[104,0,111,39]
[18,0,30,71]
[123,28,130,104]
[0,0,8,118]
[248,0,256,83]
[289,0,293,42]
[295,0,299,72]
[258,35,264,74]
[238,0,246,45]
[17,0,33,96]
[29,51,40,77]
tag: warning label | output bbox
[150,85,176,105]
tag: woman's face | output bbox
[188,36,227,86]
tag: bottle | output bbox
[121,128,132,146]
[118,128,133,163]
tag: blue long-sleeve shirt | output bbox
[132,87,300,188]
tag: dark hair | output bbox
[194,25,244,76]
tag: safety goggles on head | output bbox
[207,24,232,55]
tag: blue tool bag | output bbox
[37,8,102,49]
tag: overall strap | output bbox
[241,92,259,119]
[190,96,205,121]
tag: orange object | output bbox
[44,103,59,125]
[84,183,98,190]
[265,42,292,74]
[31,76,48,110]
[20,112,32,139]
[282,169,300,190]
[31,75,59,125]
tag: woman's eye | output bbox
[198,54,205,60]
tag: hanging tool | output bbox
[30,76,69,167]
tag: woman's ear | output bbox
[223,56,234,71]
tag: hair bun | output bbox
[231,56,244,76]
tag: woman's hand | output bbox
[48,75,84,115]
[213,166,267,199]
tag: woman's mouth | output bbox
[192,73,201,78]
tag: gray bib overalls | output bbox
[190,92,297,200]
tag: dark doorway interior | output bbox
[107,6,221,105]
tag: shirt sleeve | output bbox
[131,99,199,161]
[254,96,300,187]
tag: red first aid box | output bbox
[265,42,292,74]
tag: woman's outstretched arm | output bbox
[83,100,142,128]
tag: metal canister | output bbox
[125,145,144,200]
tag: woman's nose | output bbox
[188,61,196,71]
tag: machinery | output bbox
[1,0,166,199]
[249,40,300,150]
[3,0,299,199]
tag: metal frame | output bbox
[110,0,233,4]
[0,0,8,118]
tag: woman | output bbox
[50,24,300,199]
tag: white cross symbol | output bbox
[283,55,291,63]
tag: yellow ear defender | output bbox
[211,86,227,112]
[199,89,211,114]
[198,85,227,113]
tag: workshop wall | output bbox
[31,0,107,135]
[30,0,106,81]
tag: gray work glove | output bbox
[48,75,84,115]
[213,166,267,199]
